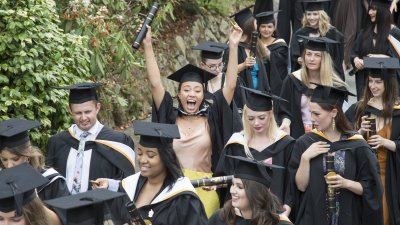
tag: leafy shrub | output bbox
[0,0,91,148]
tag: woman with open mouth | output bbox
[140,23,243,217]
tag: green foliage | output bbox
[0,0,91,148]
[182,0,254,16]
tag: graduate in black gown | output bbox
[0,118,69,201]
[209,155,293,225]
[255,11,289,98]
[345,58,400,225]
[104,121,207,225]
[0,164,62,225]
[290,0,345,81]
[142,24,243,216]
[46,83,135,195]
[279,36,346,139]
[287,84,383,225]
[216,87,294,215]
[193,41,247,114]
[224,6,271,93]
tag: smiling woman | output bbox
[141,24,243,217]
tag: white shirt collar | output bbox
[71,120,103,140]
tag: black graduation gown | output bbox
[286,131,383,225]
[223,43,271,92]
[208,209,293,225]
[151,90,242,173]
[215,132,295,204]
[290,27,345,81]
[113,174,208,225]
[38,168,70,200]
[45,126,136,190]
[350,27,400,99]
[345,103,400,225]
[278,73,312,138]
[264,40,289,97]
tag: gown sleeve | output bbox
[167,194,208,225]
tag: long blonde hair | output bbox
[23,197,50,225]
[300,50,346,87]
[302,10,331,36]
[241,105,279,158]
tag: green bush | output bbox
[0,0,91,149]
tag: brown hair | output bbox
[317,102,354,134]
[354,76,399,129]
[0,141,44,169]
[219,179,284,225]
[23,197,50,225]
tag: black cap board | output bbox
[133,121,180,148]
[0,119,41,149]
[240,86,288,112]
[230,5,254,29]
[55,82,104,104]
[310,83,355,106]
[167,64,215,84]
[298,35,338,52]
[299,0,332,11]
[192,41,228,60]
[369,0,392,8]
[226,155,284,188]
[255,10,281,25]
[45,189,125,225]
[0,163,49,216]
[363,57,400,79]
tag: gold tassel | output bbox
[332,117,336,131]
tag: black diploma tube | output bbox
[126,201,146,225]
[132,2,160,49]
[190,175,234,188]
[325,154,336,214]
[249,31,258,57]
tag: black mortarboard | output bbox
[0,119,41,149]
[298,35,338,52]
[310,83,355,106]
[226,155,284,188]
[45,189,125,225]
[192,41,228,60]
[167,64,215,84]
[0,164,49,216]
[363,57,400,79]
[299,0,331,11]
[230,5,254,29]
[240,86,288,111]
[133,121,180,148]
[55,82,104,104]
[255,10,281,25]
[369,0,391,8]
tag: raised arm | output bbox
[142,27,165,110]
[222,25,243,105]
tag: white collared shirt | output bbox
[71,120,104,141]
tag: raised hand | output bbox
[228,23,243,47]
[302,141,330,161]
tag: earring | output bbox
[332,117,336,131]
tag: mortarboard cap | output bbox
[55,82,104,104]
[298,35,338,52]
[133,121,180,148]
[369,0,392,8]
[0,164,49,216]
[192,41,228,60]
[310,83,355,106]
[255,10,281,25]
[363,57,400,79]
[45,189,125,225]
[167,64,215,84]
[230,5,254,29]
[299,0,331,11]
[240,86,288,111]
[0,119,41,149]
[226,155,284,188]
